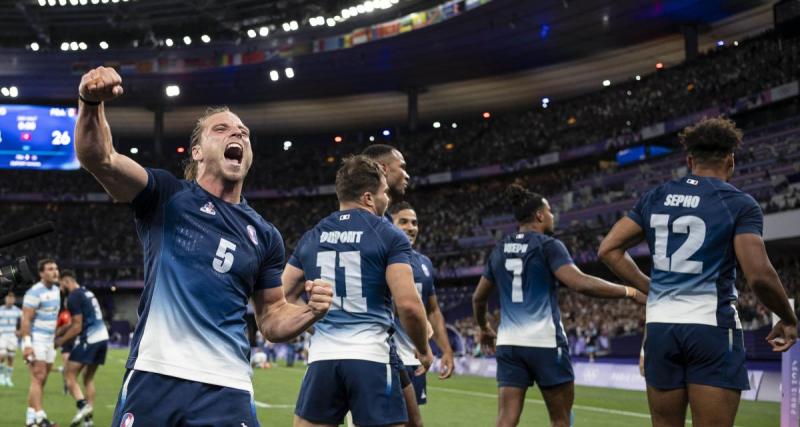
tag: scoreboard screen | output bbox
[0,104,80,171]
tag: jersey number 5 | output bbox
[650,214,705,274]
[213,238,237,273]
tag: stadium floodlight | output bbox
[542,97,550,104]
[247,29,257,38]
[655,62,663,69]
[183,36,192,45]
[30,42,40,51]
[99,41,109,49]
[364,1,375,13]
[165,38,174,47]
[482,111,491,119]
[717,40,724,47]
[70,41,79,51]
[734,41,739,46]
[451,122,457,128]
[101,0,108,3]
[327,18,336,27]
[290,20,299,31]
[59,0,67,5]
[433,121,441,129]
[349,6,358,16]
[201,34,211,43]
[341,9,351,19]
[356,5,366,14]
[130,147,139,154]
[284,67,295,79]
[112,0,119,3]
[176,146,185,153]
[78,42,87,50]
[259,27,269,37]
[334,136,343,143]
[165,85,180,97]
[0,87,8,97]
[602,79,611,87]
[91,0,99,3]
[635,75,641,81]
[79,0,87,4]
[282,22,291,32]
[9,86,18,98]
[69,0,78,5]
[369,136,375,141]
[269,70,280,82]
[283,141,292,151]
[60,42,69,51]
[38,0,46,6]
[382,129,391,136]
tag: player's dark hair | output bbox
[184,106,232,180]
[37,258,57,272]
[336,155,385,203]
[389,201,415,215]
[361,144,398,161]
[506,184,545,224]
[60,270,76,280]
[679,117,742,164]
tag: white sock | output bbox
[35,410,46,423]
[6,366,11,379]
[26,407,35,424]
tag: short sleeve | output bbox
[734,196,763,236]
[544,239,574,272]
[627,191,650,228]
[255,227,286,291]
[386,226,412,266]
[131,168,185,221]
[287,231,311,270]
[22,291,39,309]
[481,248,497,283]
[67,292,82,316]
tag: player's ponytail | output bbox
[506,184,545,224]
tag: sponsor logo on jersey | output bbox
[247,225,259,246]
[200,201,217,216]
[120,413,135,427]
[664,194,701,208]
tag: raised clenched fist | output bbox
[78,66,124,104]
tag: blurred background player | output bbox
[74,66,333,427]
[362,144,410,208]
[283,155,433,427]
[20,259,61,427]
[599,117,798,427]
[0,291,22,387]
[473,184,645,427]
[55,270,109,427]
[389,201,455,427]
[55,295,75,394]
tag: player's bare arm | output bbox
[598,216,651,294]
[254,279,333,342]
[20,307,34,362]
[472,276,496,356]
[54,314,82,349]
[554,263,647,304]
[427,294,454,379]
[75,66,147,203]
[734,233,798,352]
[387,263,432,372]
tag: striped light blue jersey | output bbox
[393,250,436,366]
[483,232,573,348]
[0,304,22,337]
[22,282,61,343]
[629,174,762,328]
[289,209,413,364]
[67,287,109,345]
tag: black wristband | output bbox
[79,95,102,106]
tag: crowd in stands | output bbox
[1,32,799,356]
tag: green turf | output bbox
[0,349,780,426]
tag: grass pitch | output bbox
[0,349,779,426]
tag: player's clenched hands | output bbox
[305,279,333,319]
[766,320,798,352]
[79,66,124,103]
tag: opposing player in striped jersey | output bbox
[389,201,455,426]
[21,259,61,427]
[473,185,645,427]
[56,270,109,427]
[0,291,22,387]
[284,156,432,427]
[599,117,797,427]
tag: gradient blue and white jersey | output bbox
[128,168,285,392]
[0,304,21,337]
[483,232,573,348]
[67,287,109,345]
[289,208,413,364]
[22,282,60,343]
[629,174,762,329]
[394,250,436,366]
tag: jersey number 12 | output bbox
[650,214,706,274]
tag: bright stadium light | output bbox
[201,34,211,43]
[130,147,139,154]
[283,141,292,151]
[38,0,46,5]
[9,86,18,98]
[99,41,109,49]
[327,18,336,27]
[602,79,611,87]
[165,85,180,97]
[69,0,78,5]
[289,20,299,31]
[165,38,174,47]
[542,97,550,104]
[282,22,291,32]
[60,42,69,51]
[382,129,391,137]
[269,70,279,82]
[183,36,192,45]
[0,87,8,97]
[451,123,457,129]
[717,40,724,47]
[30,42,40,51]
[635,75,641,81]
[369,136,375,141]
[284,67,295,78]
[433,121,441,129]
[259,26,269,37]
[78,42,87,50]
[247,29,257,38]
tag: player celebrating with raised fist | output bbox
[74,66,334,427]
